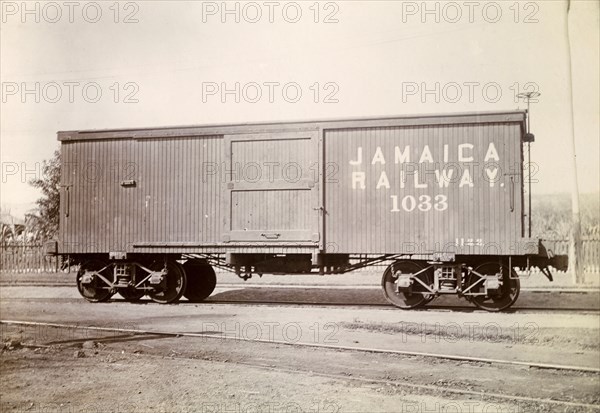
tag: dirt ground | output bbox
[1,322,599,413]
[1,284,599,412]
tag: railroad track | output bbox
[200,299,600,314]
[2,283,599,312]
[1,319,599,411]
[2,281,599,293]
[2,319,598,373]
[1,295,598,314]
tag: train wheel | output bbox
[183,260,216,302]
[76,259,114,303]
[147,260,187,304]
[118,287,145,302]
[382,261,434,309]
[465,262,520,312]
[424,294,437,304]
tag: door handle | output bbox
[509,177,515,213]
[61,185,71,217]
[261,233,281,239]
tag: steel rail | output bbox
[204,361,599,410]
[1,320,599,410]
[2,282,598,293]
[13,330,597,410]
[2,319,599,375]
[0,295,598,314]
[198,300,600,314]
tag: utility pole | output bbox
[565,0,583,283]
[517,91,540,239]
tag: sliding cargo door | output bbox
[222,131,320,244]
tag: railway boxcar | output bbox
[51,111,567,310]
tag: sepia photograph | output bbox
[1,1,599,412]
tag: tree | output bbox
[29,149,61,240]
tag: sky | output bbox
[1,0,599,218]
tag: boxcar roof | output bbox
[57,110,526,141]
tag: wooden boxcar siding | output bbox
[58,112,532,257]
[323,122,525,255]
[60,136,224,253]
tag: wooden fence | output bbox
[539,238,600,274]
[1,239,599,274]
[1,244,61,273]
